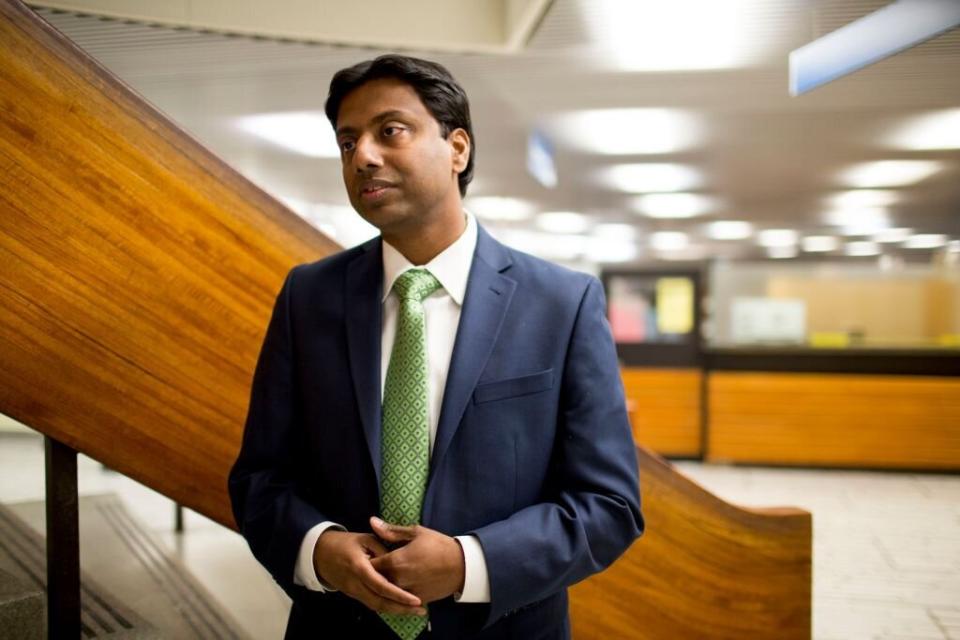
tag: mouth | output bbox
[359,180,395,201]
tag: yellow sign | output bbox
[655,277,694,334]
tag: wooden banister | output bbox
[0,2,812,636]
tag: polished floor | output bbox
[1,431,958,639]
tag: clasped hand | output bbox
[312,516,466,616]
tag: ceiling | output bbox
[28,1,960,268]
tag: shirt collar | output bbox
[381,210,477,306]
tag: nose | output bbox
[351,134,383,172]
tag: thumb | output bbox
[371,516,417,542]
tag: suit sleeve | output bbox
[228,266,329,598]
[469,276,644,626]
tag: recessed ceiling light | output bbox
[236,111,340,158]
[886,109,960,150]
[585,237,638,263]
[903,234,948,249]
[466,196,536,221]
[873,228,912,243]
[707,220,753,240]
[598,163,701,193]
[827,190,899,209]
[650,231,689,251]
[499,230,586,260]
[824,207,891,231]
[802,236,839,252]
[767,246,798,259]
[552,109,701,155]
[839,160,944,188]
[758,229,798,247]
[633,193,713,219]
[535,211,591,234]
[583,0,772,71]
[845,241,880,256]
[592,223,638,239]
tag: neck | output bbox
[383,208,466,266]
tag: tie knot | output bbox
[393,268,441,302]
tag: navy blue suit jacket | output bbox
[229,225,643,639]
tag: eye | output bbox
[339,139,355,153]
[383,124,406,137]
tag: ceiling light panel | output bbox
[551,109,701,155]
[758,229,798,247]
[802,236,839,252]
[236,111,340,158]
[582,0,776,72]
[886,109,960,150]
[535,211,591,234]
[903,234,948,249]
[838,160,944,188]
[466,196,536,221]
[873,228,912,243]
[633,193,713,219]
[598,163,701,193]
[845,241,880,256]
[650,231,689,251]
[767,246,798,259]
[707,221,753,240]
[827,190,899,209]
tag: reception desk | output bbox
[622,349,960,470]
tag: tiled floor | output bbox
[2,431,958,639]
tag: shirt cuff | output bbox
[453,535,491,603]
[293,521,346,592]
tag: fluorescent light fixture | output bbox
[585,237,638,263]
[552,109,700,155]
[650,231,689,251]
[839,160,944,188]
[236,111,340,158]
[887,108,960,150]
[583,0,771,72]
[598,163,701,193]
[825,207,891,229]
[827,189,899,209]
[845,241,880,256]
[758,229,798,247]
[535,211,591,234]
[767,246,798,259]
[789,0,960,95]
[947,240,960,253]
[633,193,713,219]
[903,234,948,249]
[592,223,638,239]
[500,230,586,260]
[873,227,912,243]
[802,236,839,252]
[466,197,536,221]
[707,220,753,240]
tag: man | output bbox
[229,54,643,639]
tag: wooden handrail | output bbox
[0,2,811,636]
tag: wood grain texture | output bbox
[570,445,812,639]
[0,0,338,528]
[708,372,960,469]
[621,368,702,457]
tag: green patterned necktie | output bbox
[380,268,441,640]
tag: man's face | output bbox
[335,78,468,236]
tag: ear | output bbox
[448,128,470,174]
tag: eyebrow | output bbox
[336,110,411,137]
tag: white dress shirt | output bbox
[294,211,491,603]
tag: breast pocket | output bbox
[473,368,554,404]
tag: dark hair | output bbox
[325,54,475,197]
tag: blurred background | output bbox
[1,1,958,638]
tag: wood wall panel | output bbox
[708,372,960,469]
[621,368,702,457]
[570,446,812,639]
[0,0,338,528]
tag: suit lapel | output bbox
[425,227,516,509]
[345,238,384,488]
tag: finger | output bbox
[360,534,389,558]
[358,559,421,606]
[370,517,417,542]
[355,583,427,617]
